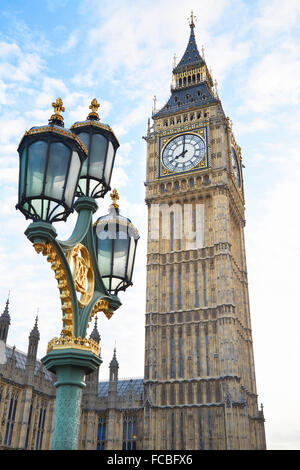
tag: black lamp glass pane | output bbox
[77,132,90,150]
[89,179,101,196]
[103,277,110,291]
[112,237,130,279]
[104,141,115,183]
[45,142,71,201]
[80,157,88,177]
[64,151,81,207]
[89,133,107,178]
[31,199,43,218]
[126,237,136,281]
[97,235,113,277]
[48,201,63,221]
[110,277,121,291]
[78,177,87,195]
[26,140,47,197]
[19,147,26,199]
[77,132,89,177]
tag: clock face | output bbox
[162,133,205,173]
[231,147,241,188]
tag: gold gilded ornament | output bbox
[33,242,74,337]
[89,298,113,325]
[47,335,100,356]
[67,243,95,308]
[87,98,100,120]
[49,97,65,123]
[110,188,119,209]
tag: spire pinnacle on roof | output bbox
[188,10,197,29]
[0,294,10,323]
[110,344,119,368]
[90,315,101,343]
[29,315,40,340]
[153,95,157,113]
[214,79,219,98]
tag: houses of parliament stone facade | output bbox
[0,18,266,450]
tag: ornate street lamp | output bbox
[70,98,119,198]
[16,98,87,222]
[94,189,139,294]
[16,98,139,450]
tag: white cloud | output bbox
[240,48,300,113]
[35,77,68,108]
[0,41,21,58]
[255,0,300,38]
[59,30,79,54]
[0,115,26,145]
[235,117,274,135]
[109,166,129,189]
[206,32,251,81]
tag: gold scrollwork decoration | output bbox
[89,299,113,326]
[67,243,95,308]
[33,242,74,338]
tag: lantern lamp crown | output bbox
[87,98,100,121]
[49,97,65,127]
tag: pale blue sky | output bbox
[0,0,300,450]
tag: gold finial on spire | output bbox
[50,97,65,123]
[189,10,196,28]
[87,98,100,120]
[110,189,119,209]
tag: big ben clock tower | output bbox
[143,12,266,450]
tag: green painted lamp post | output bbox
[16,98,139,450]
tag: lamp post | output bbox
[16,98,139,450]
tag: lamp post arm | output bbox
[78,290,119,339]
[57,197,98,251]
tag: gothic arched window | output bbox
[122,415,137,450]
[97,416,107,450]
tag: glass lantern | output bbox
[93,190,139,294]
[16,98,87,222]
[70,99,119,199]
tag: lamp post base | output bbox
[41,347,101,450]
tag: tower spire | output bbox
[153,14,216,119]
[172,14,205,75]
[90,315,101,344]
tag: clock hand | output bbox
[174,149,188,160]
